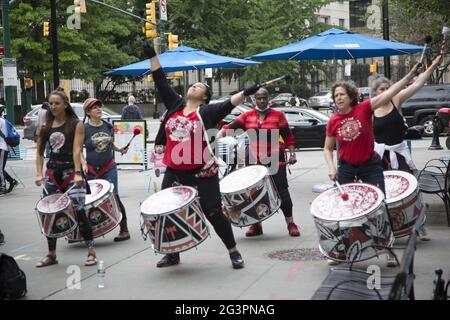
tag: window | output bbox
[339,19,345,27]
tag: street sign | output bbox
[2,58,18,87]
[159,0,167,21]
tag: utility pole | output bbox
[1,0,16,123]
[382,1,391,79]
[50,0,59,89]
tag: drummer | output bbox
[146,41,259,269]
[323,65,421,265]
[217,87,301,238]
[35,88,98,267]
[81,98,130,242]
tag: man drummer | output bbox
[217,87,301,237]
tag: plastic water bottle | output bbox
[97,260,105,288]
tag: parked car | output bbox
[401,84,450,137]
[23,103,121,141]
[308,91,333,110]
[358,87,371,101]
[275,107,329,148]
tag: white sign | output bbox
[159,0,168,21]
[345,61,352,77]
[204,68,213,78]
[113,120,147,167]
[2,58,18,87]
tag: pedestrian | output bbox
[35,88,98,267]
[150,144,166,178]
[82,97,131,242]
[0,106,18,195]
[146,40,259,269]
[121,95,143,120]
[218,87,301,238]
[323,63,421,265]
[372,55,443,248]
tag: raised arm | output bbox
[371,63,420,110]
[393,55,443,106]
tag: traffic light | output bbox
[145,1,157,39]
[369,63,377,73]
[168,33,179,50]
[74,0,87,14]
[43,21,50,37]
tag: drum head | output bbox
[86,179,112,205]
[384,170,418,204]
[140,186,197,216]
[310,183,384,221]
[220,165,268,193]
[37,194,71,214]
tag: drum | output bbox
[36,194,78,238]
[384,170,425,238]
[220,165,281,227]
[67,179,121,241]
[310,183,394,263]
[140,186,209,254]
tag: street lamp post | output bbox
[1,0,15,123]
[382,1,391,79]
[50,0,59,89]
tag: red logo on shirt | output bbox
[338,118,361,141]
[166,116,198,142]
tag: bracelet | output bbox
[74,170,82,176]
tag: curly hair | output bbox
[331,81,359,107]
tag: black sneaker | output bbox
[230,251,244,269]
[7,179,19,193]
[0,231,4,245]
[156,253,180,268]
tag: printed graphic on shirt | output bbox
[166,115,198,142]
[337,118,362,141]
[91,131,112,153]
[49,132,65,153]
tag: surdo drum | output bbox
[311,183,394,262]
[67,179,121,241]
[384,170,425,238]
[220,165,281,227]
[36,194,78,238]
[140,186,209,254]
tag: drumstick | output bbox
[123,126,142,150]
[260,74,292,87]
[335,181,349,201]
[419,35,432,65]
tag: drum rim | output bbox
[85,179,112,204]
[219,165,268,194]
[310,182,385,221]
[384,170,418,204]
[140,186,198,216]
[36,193,72,214]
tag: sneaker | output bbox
[229,251,245,269]
[7,179,19,193]
[327,259,341,266]
[386,253,398,267]
[0,231,4,245]
[416,226,430,241]
[287,222,300,237]
[156,253,180,268]
[0,188,7,195]
[245,224,263,237]
[155,168,160,178]
[114,231,131,242]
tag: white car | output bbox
[308,91,333,110]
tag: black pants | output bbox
[381,151,412,173]
[270,164,293,218]
[0,149,13,190]
[162,168,236,250]
[338,155,385,194]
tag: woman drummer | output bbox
[146,41,259,269]
[81,98,130,242]
[35,88,98,267]
[323,63,421,265]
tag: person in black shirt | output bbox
[35,88,98,267]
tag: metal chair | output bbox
[417,158,450,226]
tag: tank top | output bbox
[84,121,114,167]
[48,119,79,162]
[373,102,407,146]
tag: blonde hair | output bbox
[128,95,136,105]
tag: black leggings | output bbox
[0,149,13,189]
[270,164,293,218]
[162,168,236,250]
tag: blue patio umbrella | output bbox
[106,45,261,76]
[249,28,424,61]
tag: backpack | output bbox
[122,106,142,120]
[0,118,20,147]
[0,253,27,300]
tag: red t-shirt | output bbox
[223,108,295,163]
[326,99,374,165]
[163,109,206,170]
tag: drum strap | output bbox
[46,170,76,193]
[87,159,115,179]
